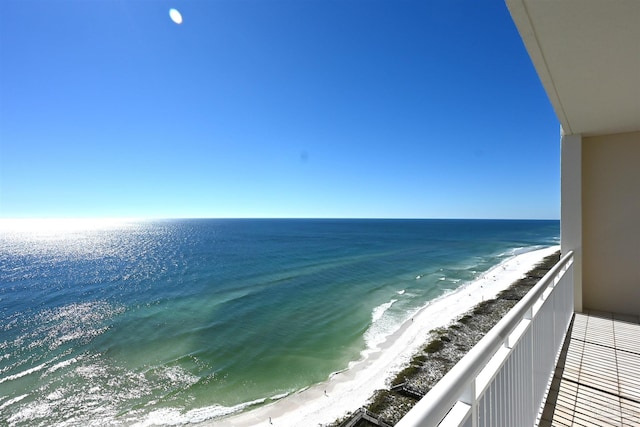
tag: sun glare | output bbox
[0,218,138,235]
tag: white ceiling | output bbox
[506,0,640,136]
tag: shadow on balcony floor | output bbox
[540,310,640,427]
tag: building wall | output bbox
[561,133,583,311]
[582,131,640,315]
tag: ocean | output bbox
[0,219,559,426]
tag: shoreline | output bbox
[205,245,560,427]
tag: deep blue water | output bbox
[0,218,559,425]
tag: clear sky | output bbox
[0,0,560,220]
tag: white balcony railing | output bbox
[396,251,575,427]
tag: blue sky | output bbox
[0,0,560,219]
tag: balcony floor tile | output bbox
[539,311,640,427]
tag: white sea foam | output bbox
[510,246,541,256]
[7,354,210,427]
[371,299,397,323]
[0,362,48,384]
[397,289,405,295]
[133,398,267,426]
[45,356,80,375]
[0,394,29,410]
[270,392,290,401]
[364,299,400,350]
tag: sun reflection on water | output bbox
[0,218,141,235]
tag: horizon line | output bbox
[0,216,561,221]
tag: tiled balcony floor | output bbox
[540,311,640,427]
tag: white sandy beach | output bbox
[207,246,560,427]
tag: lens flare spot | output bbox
[169,8,183,25]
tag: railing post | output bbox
[459,379,477,427]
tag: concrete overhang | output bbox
[506,0,640,137]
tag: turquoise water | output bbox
[0,219,559,425]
